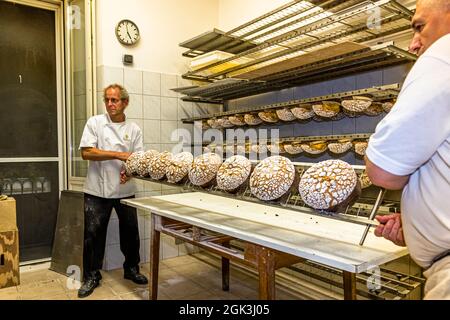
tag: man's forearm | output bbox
[81,147,130,162]
[364,156,410,190]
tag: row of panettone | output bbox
[126,151,370,212]
[203,140,369,156]
[202,98,394,129]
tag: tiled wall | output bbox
[226,63,413,166]
[95,65,222,270]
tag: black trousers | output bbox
[83,193,141,281]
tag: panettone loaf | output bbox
[217,155,252,192]
[284,142,303,155]
[229,115,246,126]
[301,141,328,155]
[189,153,222,187]
[244,113,263,126]
[166,152,193,184]
[299,159,361,212]
[354,141,368,156]
[250,156,296,201]
[148,151,173,180]
[341,96,372,112]
[327,140,353,154]
[125,151,145,176]
[135,150,159,176]
[258,110,279,123]
[291,104,314,120]
[276,108,296,122]
[312,101,341,118]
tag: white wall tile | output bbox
[161,97,178,120]
[144,143,161,152]
[161,74,178,97]
[192,103,210,117]
[144,181,162,192]
[143,71,161,96]
[143,96,161,120]
[138,214,145,240]
[160,121,179,143]
[126,94,143,119]
[161,143,180,154]
[98,66,124,90]
[124,68,143,94]
[128,119,143,132]
[144,120,161,143]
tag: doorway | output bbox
[0,0,65,263]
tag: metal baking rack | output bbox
[176,0,415,101]
[181,84,399,124]
[133,163,397,246]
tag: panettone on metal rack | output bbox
[359,170,373,189]
[228,114,246,126]
[166,152,194,184]
[207,118,220,129]
[125,151,145,176]
[283,142,303,155]
[258,110,279,123]
[382,101,395,113]
[189,152,222,187]
[148,151,173,180]
[301,140,328,155]
[276,107,297,122]
[312,101,341,118]
[250,156,296,201]
[354,141,368,156]
[327,140,353,155]
[298,159,361,212]
[244,113,263,126]
[135,149,159,176]
[291,104,315,120]
[217,155,252,193]
[364,102,384,116]
[341,96,372,113]
[217,117,234,128]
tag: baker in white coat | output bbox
[365,0,450,299]
[77,84,148,298]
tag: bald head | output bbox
[417,0,450,12]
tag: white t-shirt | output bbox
[366,34,450,268]
[79,113,143,199]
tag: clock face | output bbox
[115,19,140,46]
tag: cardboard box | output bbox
[0,226,20,289]
[0,197,17,229]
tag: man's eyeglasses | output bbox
[103,98,121,104]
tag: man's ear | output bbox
[123,99,129,107]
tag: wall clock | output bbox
[115,19,140,46]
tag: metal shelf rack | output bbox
[176,0,415,102]
[181,83,399,124]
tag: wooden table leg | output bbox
[150,214,161,300]
[343,271,357,300]
[222,240,230,291]
[257,247,276,300]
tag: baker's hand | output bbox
[120,169,130,184]
[374,213,406,247]
[118,152,132,162]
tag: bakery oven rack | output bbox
[133,162,397,246]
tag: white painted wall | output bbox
[218,0,291,31]
[96,0,219,74]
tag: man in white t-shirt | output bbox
[365,0,450,299]
[77,84,147,298]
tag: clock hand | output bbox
[126,24,132,41]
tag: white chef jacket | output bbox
[79,113,143,199]
[366,34,450,269]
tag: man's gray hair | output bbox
[103,84,129,101]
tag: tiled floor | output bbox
[0,253,300,300]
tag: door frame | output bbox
[2,0,67,194]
